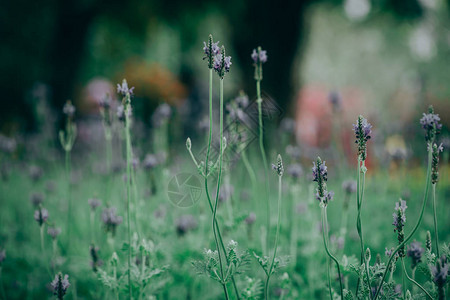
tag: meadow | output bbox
[0,36,449,300]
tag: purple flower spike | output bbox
[353,115,372,161]
[406,240,424,268]
[117,79,134,97]
[51,273,70,299]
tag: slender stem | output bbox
[125,106,132,299]
[265,175,282,299]
[401,258,432,299]
[326,257,332,300]
[322,207,344,300]
[257,89,270,254]
[241,149,257,198]
[355,157,362,294]
[431,183,440,258]
[373,147,433,300]
[65,150,72,249]
[40,226,52,279]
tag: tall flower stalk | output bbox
[252,47,270,251]
[117,79,134,299]
[352,115,372,295]
[431,142,443,258]
[373,106,441,300]
[312,157,343,300]
[264,154,284,299]
[59,100,77,248]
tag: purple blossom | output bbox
[101,207,122,235]
[29,165,43,182]
[312,161,327,182]
[245,212,256,225]
[342,180,357,194]
[51,273,70,299]
[385,247,394,257]
[63,101,75,118]
[392,199,407,230]
[88,198,101,211]
[353,115,372,160]
[213,54,222,72]
[30,193,44,207]
[251,48,268,64]
[143,154,159,170]
[152,103,171,127]
[47,227,61,240]
[406,241,424,268]
[176,215,198,236]
[89,245,103,272]
[420,112,442,132]
[203,41,220,58]
[213,51,232,77]
[431,256,449,286]
[34,207,49,226]
[116,104,132,121]
[224,56,232,72]
[117,79,134,96]
[286,163,303,179]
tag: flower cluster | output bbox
[34,206,49,227]
[203,35,220,69]
[62,100,75,119]
[312,157,333,206]
[213,47,232,78]
[89,244,103,272]
[252,47,268,81]
[392,199,407,257]
[286,163,303,179]
[88,198,101,211]
[342,180,357,194]
[152,103,172,127]
[420,105,442,142]
[176,215,198,236]
[272,154,284,177]
[226,92,249,123]
[117,79,134,97]
[406,240,424,269]
[47,227,61,240]
[353,115,372,161]
[431,256,449,287]
[431,143,443,184]
[101,207,123,236]
[51,272,70,300]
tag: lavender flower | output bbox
[213,47,232,78]
[88,198,101,211]
[431,255,449,300]
[420,105,442,142]
[34,207,49,227]
[312,159,328,183]
[101,207,123,236]
[312,157,333,206]
[176,215,198,236]
[116,104,132,122]
[203,35,220,69]
[353,115,372,161]
[117,79,134,97]
[47,227,61,240]
[426,231,432,251]
[392,199,407,257]
[62,100,75,118]
[251,48,268,64]
[143,154,159,170]
[271,154,284,177]
[245,212,256,225]
[406,240,424,269]
[431,143,443,184]
[342,180,357,194]
[286,163,303,179]
[286,145,301,160]
[89,244,103,272]
[29,165,43,182]
[51,272,70,300]
[30,193,44,207]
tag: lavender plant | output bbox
[59,100,77,248]
[51,272,70,300]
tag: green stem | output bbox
[401,258,432,299]
[212,78,228,299]
[40,226,52,279]
[125,105,132,300]
[326,257,332,300]
[65,150,72,250]
[264,175,282,300]
[256,83,270,254]
[241,149,257,199]
[431,183,440,258]
[373,146,433,300]
[322,207,344,300]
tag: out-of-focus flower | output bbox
[406,240,424,269]
[88,198,101,211]
[286,163,303,179]
[101,207,122,235]
[0,134,17,154]
[152,103,171,127]
[420,106,442,142]
[143,154,159,170]
[89,244,103,272]
[245,212,256,225]
[176,215,198,236]
[62,101,75,118]
[30,193,44,207]
[29,165,43,182]
[251,48,268,64]
[117,79,134,97]
[34,207,49,227]
[342,180,357,194]
[47,227,61,240]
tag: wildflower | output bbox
[213,47,232,78]
[392,199,407,257]
[152,103,171,127]
[252,47,268,81]
[426,231,432,251]
[47,227,61,240]
[245,212,256,225]
[251,48,268,64]
[286,163,303,179]
[101,207,123,236]
[431,143,443,184]
[143,154,159,170]
[117,79,134,97]
[271,154,284,177]
[116,104,132,122]
[203,35,220,69]
[176,215,198,236]
[342,180,357,194]
[88,198,101,211]
[30,193,44,207]
[29,165,43,182]
[62,100,75,118]
[89,244,103,272]
[430,255,449,300]
[34,207,49,227]
[312,157,330,205]
[51,272,70,300]
[420,105,442,142]
[353,115,372,161]
[406,240,424,269]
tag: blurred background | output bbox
[1,0,449,157]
